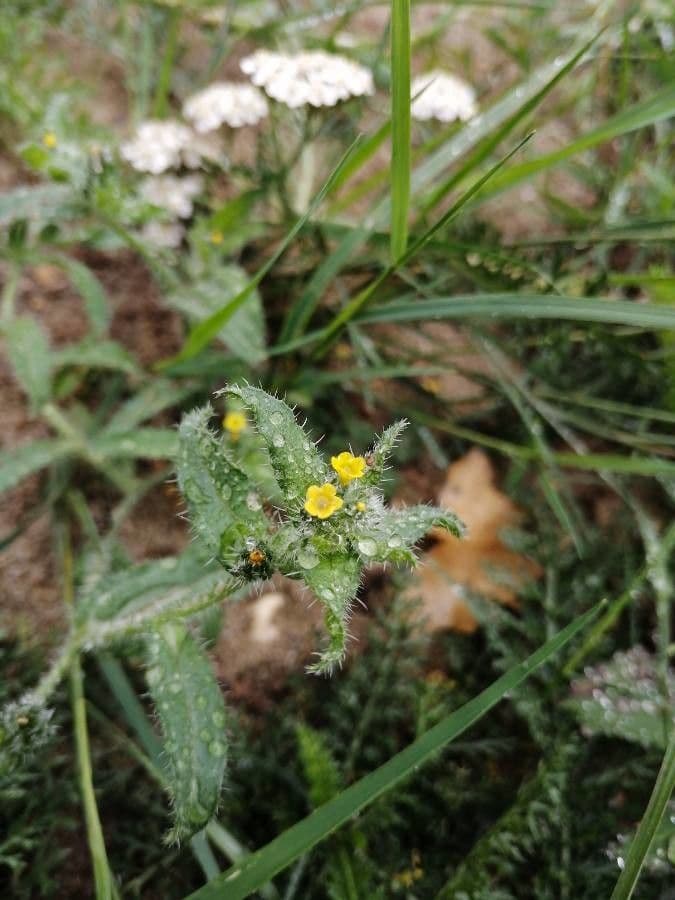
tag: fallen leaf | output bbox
[408,447,541,633]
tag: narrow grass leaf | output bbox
[184,601,604,900]
[315,135,533,352]
[420,32,598,214]
[476,83,675,201]
[610,734,675,900]
[390,0,411,261]
[357,293,675,330]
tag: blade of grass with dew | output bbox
[610,734,675,900]
[473,82,675,202]
[390,0,411,261]
[160,136,364,368]
[419,31,600,216]
[356,293,675,330]
[276,30,601,352]
[313,133,534,355]
[408,12,611,201]
[401,408,675,478]
[183,601,604,900]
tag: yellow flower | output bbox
[210,230,224,245]
[355,501,366,512]
[304,483,343,520]
[223,410,247,439]
[43,132,58,149]
[331,450,366,485]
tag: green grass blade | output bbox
[610,733,675,900]
[420,32,599,215]
[390,0,411,261]
[184,601,604,900]
[409,22,602,199]
[314,135,533,354]
[476,83,675,201]
[357,293,675,330]
[160,136,364,368]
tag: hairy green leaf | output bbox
[146,623,228,844]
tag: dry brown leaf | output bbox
[408,448,542,633]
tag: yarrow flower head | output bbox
[240,49,374,109]
[331,451,366,485]
[411,71,478,123]
[183,82,269,132]
[304,483,344,519]
[141,220,185,248]
[140,173,203,219]
[121,120,194,174]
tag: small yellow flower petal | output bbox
[43,132,58,149]
[355,501,366,512]
[331,450,366,485]
[304,483,343,520]
[223,410,247,438]
[210,230,224,245]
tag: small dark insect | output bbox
[230,539,273,581]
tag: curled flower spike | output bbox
[223,410,247,439]
[304,483,343,519]
[331,451,366,485]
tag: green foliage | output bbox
[569,646,674,751]
[1,316,52,409]
[179,386,464,672]
[145,623,229,844]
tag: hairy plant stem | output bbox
[24,581,234,709]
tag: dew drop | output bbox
[209,740,225,757]
[387,534,403,548]
[358,538,378,557]
[272,434,285,448]
[297,547,320,569]
[212,711,226,728]
[270,412,284,426]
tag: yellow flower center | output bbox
[331,451,366,485]
[304,483,343,520]
[223,410,247,439]
[43,132,58,149]
[210,230,224,245]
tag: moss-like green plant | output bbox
[178,384,464,674]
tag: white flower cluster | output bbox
[411,71,478,123]
[140,173,203,219]
[183,82,269,132]
[141,220,186,249]
[121,119,224,174]
[240,49,374,108]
